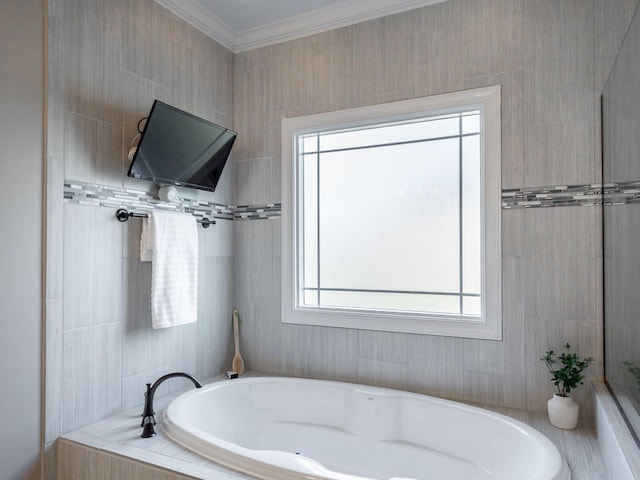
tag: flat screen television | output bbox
[127,100,237,192]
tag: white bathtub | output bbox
[163,377,570,480]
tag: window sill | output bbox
[281,306,502,340]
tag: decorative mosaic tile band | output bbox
[63,181,236,221]
[65,179,640,219]
[502,181,640,209]
[502,183,603,209]
[63,180,283,221]
[235,204,282,220]
[600,181,640,205]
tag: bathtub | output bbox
[162,377,570,480]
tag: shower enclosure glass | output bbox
[602,0,640,445]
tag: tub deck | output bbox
[58,374,605,480]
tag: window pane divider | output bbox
[302,287,481,297]
[300,132,480,156]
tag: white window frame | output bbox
[281,86,502,339]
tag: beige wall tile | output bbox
[407,335,465,401]
[44,299,63,444]
[48,2,625,463]
[46,156,64,300]
[524,207,599,321]
[64,113,123,187]
[451,0,525,79]
[62,0,124,126]
[47,0,236,443]
[57,440,198,480]
[231,0,605,416]
[524,0,594,127]
[61,323,123,432]
[465,71,525,188]
[63,204,123,330]
[463,371,527,410]
[359,358,409,391]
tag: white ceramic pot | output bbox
[547,393,579,429]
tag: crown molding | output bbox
[153,0,236,51]
[235,0,446,52]
[156,0,447,53]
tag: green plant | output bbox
[623,361,640,390]
[541,343,593,397]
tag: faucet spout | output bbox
[140,372,203,438]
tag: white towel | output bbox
[140,210,198,329]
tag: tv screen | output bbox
[127,100,237,192]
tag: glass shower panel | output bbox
[602,0,640,447]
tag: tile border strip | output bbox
[63,180,236,221]
[502,183,604,209]
[64,180,640,219]
[63,180,282,221]
[235,204,282,220]
[501,181,640,209]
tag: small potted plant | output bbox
[541,343,593,429]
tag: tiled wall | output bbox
[594,382,640,480]
[602,0,640,448]
[45,0,235,474]
[231,0,640,416]
[45,2,640,478]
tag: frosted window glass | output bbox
[302,154,319,290]
[304,289,319,306]
[302,135,318,153]
[316,139,460,293]
[295,106,488,319]
[320,291,463,316]
[462,112,480,134]
[319,115,460,152]
[462,135,481,295]
[463,296,481,316]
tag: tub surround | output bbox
[58,373,604,480]
[593,382,640,480]
[163,377,568,480]
[59,373,248,480]
[59,387,242,480]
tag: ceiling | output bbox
[154,0,446,52]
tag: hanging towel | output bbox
[140,210,198,329]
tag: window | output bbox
[281,86,501,339]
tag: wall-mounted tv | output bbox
[127,100,237,192]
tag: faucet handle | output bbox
[140,383,155,426]
[141,414,157,438]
